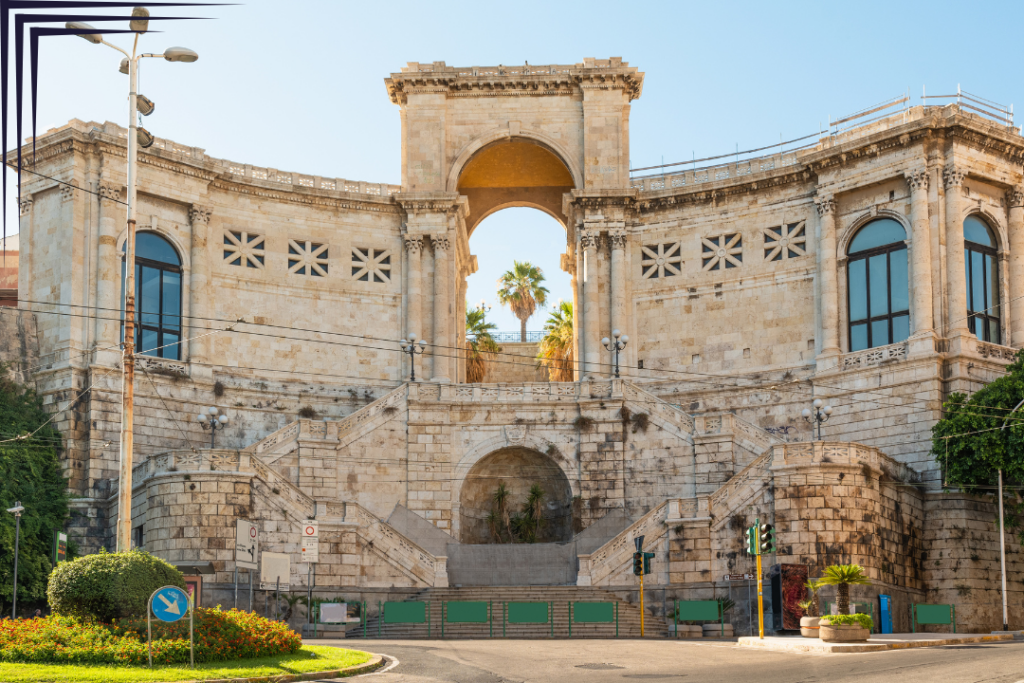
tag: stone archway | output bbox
[458,446,573,544]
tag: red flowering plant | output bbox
[0,607,301,666]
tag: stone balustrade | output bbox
[769,440,920,484]
[577,500,669,587]
[840,341,908,371]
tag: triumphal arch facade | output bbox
[7,58,1024,631]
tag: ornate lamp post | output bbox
[801,398,833,441]
[602,329,629,378]
[67,11,199,553]
[6,501,24,618]
[401,333,427,381]
[196,407,229,447]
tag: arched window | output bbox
[847,218,909,352]
[122,232,182,360]
[964,215,1000,343]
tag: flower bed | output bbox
[0,608,301,666]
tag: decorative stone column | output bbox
[16,197,33,301]
[608,229,627,377]
[815,194,840,366]
[905,169,935,339]
[431,233,451,383]
[1008,186,1024,347]
[188,205,212,365]
[581,229,600,378]
[943,166,970,338]
[93,182,122,366]
[404,235,423,367]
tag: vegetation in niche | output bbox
[466,303,501,383]
[486,483,548,543]
[298,405,319,419]
[573,415,594,433]
[932,349,1024,545]
[213,380,225,397]
[497,260,549,342]
[537,300,574,381]
[631,412,650,433]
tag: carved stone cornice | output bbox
[394,192,468,221]
[386,60,644,105]
[189,204,212,225]
[815,195,836,217]
[97,183,120,201]
[208,179,402,215]
[943,166,967,188]
[903,168,929,192]
[1007,186,1024,209]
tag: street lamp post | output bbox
[196,407,229,448]
[602,329,629,378]
[6,501,24,619]
[801,398,833,441]
[401,334,427,381]
[67,11,199,553]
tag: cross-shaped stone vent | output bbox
[640,242,682,279]
[287,240,329,277]
[701,233,742,271]
[223,230,265,269]
[351,247,392,283]
[763,221,807,261]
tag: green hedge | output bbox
[819,613,874,630]
[47,550,186,622]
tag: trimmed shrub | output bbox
[0,608,301,665]
[819,613,874,630]
[47,549,186,622]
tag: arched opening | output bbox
[846,218,908,352]
[121,232,183,360]
[457,138,575,236]
[964,214,1001,342]
[458,447,572,544]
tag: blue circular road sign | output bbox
[151,586,190,623]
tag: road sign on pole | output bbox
[300,520,319,564]
[148,585,193,669]
[235,520,258,570]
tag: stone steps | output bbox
[346,586,661,639]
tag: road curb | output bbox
[736,633,1014,654]
[198,653,384,682]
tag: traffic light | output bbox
[745,525,757,555]
[642,551,655,575]
[759,523,775,554]
[632,552,643,576]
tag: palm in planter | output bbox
[817,564,871,615]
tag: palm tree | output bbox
[817,564,871,615]
[497,261,549,341]
[537,300,574,381]
[466,304,501,383]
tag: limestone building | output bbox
[5,58,1023,632]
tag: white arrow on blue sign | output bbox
[151,586,190,623]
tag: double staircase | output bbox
[347,586,658,639]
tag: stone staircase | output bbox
[346,586,658,639]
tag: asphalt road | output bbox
[326,638,1024,683]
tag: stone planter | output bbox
[702,623,734,638]
[668,622,702,638]
[819,623,869,643]
[800,616,820,638]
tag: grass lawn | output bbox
[0,645,375,683]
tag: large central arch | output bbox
[459,446,573,544]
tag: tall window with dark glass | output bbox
[121,232,182,360]
[846,218,909,352]
[964,215,1000,343]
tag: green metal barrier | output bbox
[504,602,551,637]
[442,601,490,638]
[675,600,723,637]
[569,601,617,638]
[912,603,956,633]
[380,601,431,638]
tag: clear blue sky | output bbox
[6,0,1022,331]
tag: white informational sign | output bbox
[235,520,258,570]
[320,602,347,623]
[301,520,319,539]
[724,573,755,581]
[260,551,290,590]
[301,538,319,563]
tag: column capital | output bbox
[98,182,120,201]
[18,197,33,215]
[608,229,627,249]
[60,183,78,202]
[432,234,450,253]
[1007,186,1024,208]
[943,166,967,188]
[904,168,929,192]
[189,204,212,225]
[404,235,424,255]
[579,229,600,250]
[814,194,836,217]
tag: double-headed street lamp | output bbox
[401,333,427,381]
[68,9,199,553]
[802,398,833,441]
[602,329,629,378]
[196,407,229,447]
[6,501,24,619]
